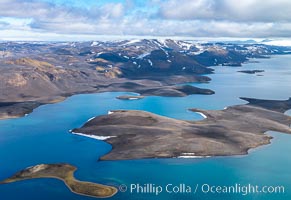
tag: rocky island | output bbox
[0,164,118,198]
[116,95,145,100]
[72,97,291,160]
[238,70,265,74]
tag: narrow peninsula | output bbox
[0,164,118,198]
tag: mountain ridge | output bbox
[0,39,290,119]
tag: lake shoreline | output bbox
[0,75,213,120]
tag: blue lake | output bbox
[1,55,291,199]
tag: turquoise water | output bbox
[1,55,291,199]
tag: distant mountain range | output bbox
[0,39,290,119]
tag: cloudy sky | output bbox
[0,0,291,41]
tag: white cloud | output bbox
[263,39,291,46]
[159,0,291,22]
[101,3,124,19]
[0,21,9,29]
[159,0,216,20]
[0,0,291,40]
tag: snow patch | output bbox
[191,44,205,55]
[71,132,115,141]
[123,39,141,46]
[148,59,153,66]
[86,117,95,122]
[196,112,207,119]
[177,153,211,159]
[91,41,99,46]
[108,111,114,115]
[178,155,211,158]
[137,52,151,59]
[175,40,193,50]
[152,40,163,48]
[163,49,169,57]
[28,164,46,173]
[96,51,104,56]
[157,39,169,48]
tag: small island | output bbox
[72,97,291,160]
[116,95,145,100]
[238,70,265,74]
[0,164,118,198]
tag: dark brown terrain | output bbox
[72,97,291,160]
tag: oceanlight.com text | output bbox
[201,183,285,196]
